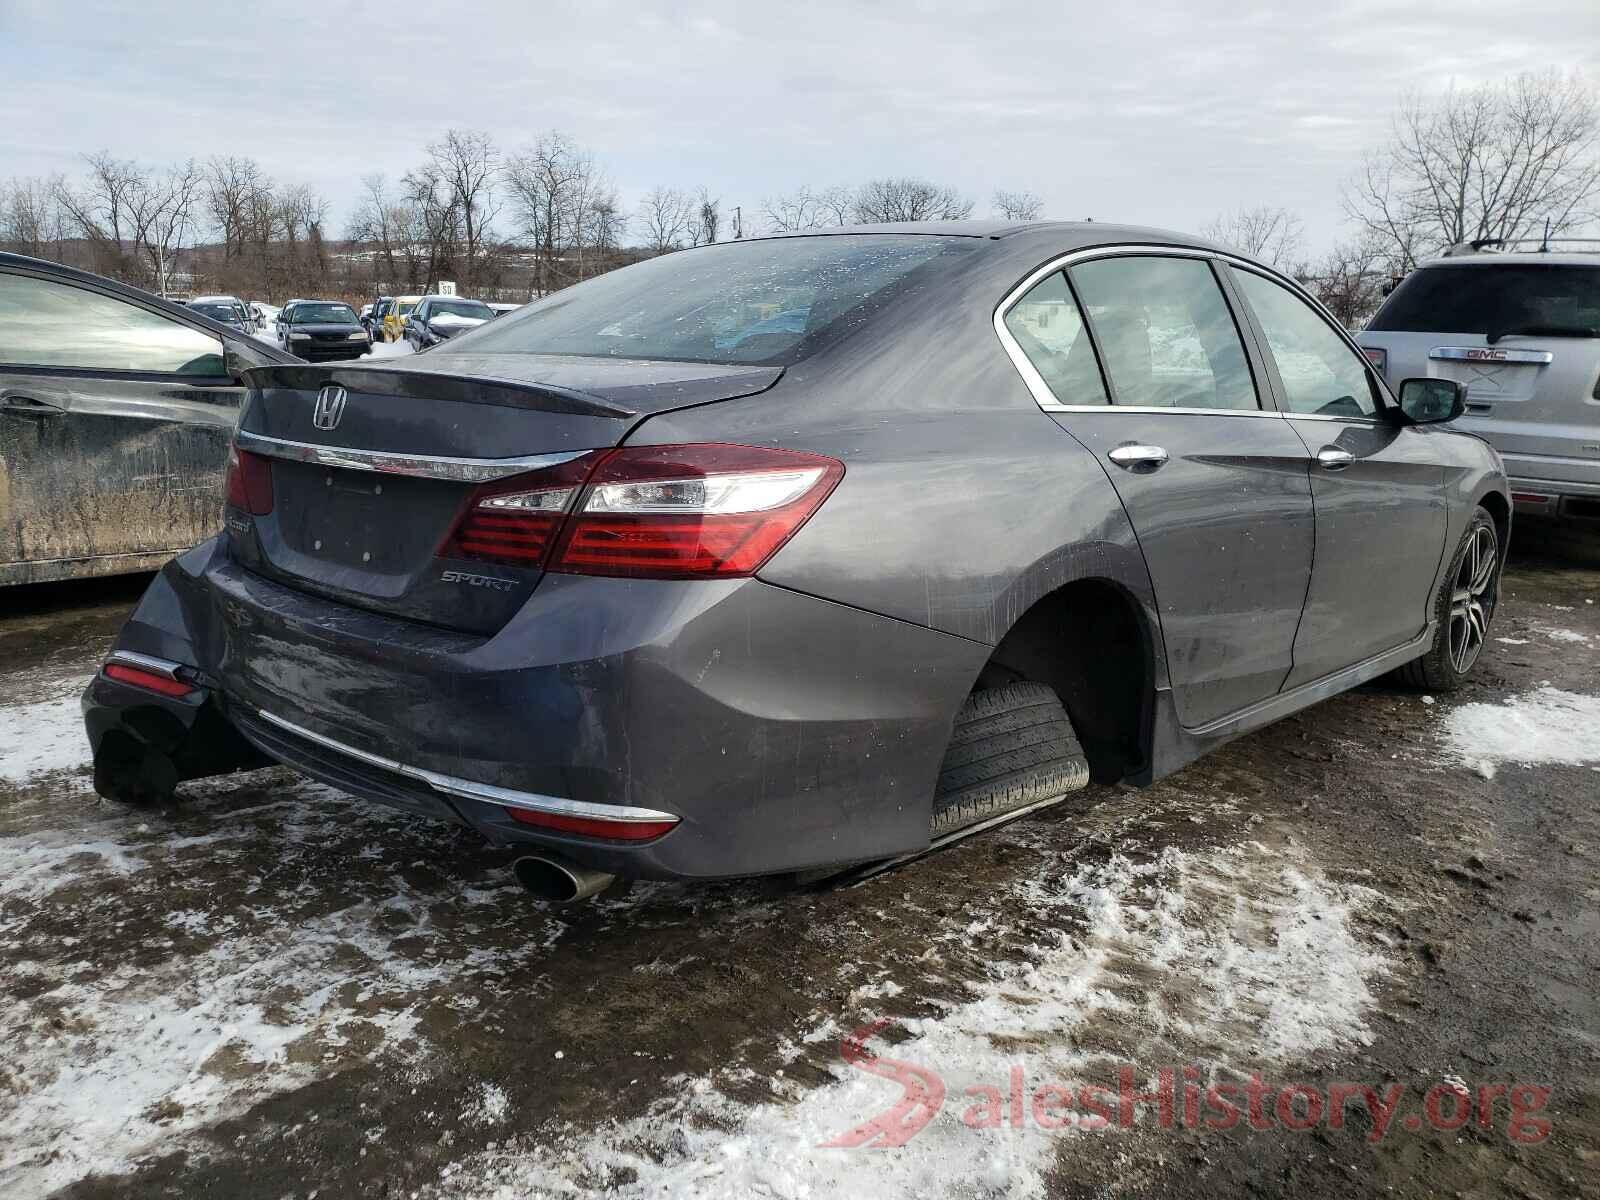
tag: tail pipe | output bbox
[512,853,617,905]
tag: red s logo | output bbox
[820,1020,946,1148]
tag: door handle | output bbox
[1316,448,1355,470]
[0,392,66,415]
[1107,444,1169,471]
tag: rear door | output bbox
[1001,251,1315,729]
[1228,265,1447,686]
[0,265,243,584]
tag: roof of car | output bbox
[756,219,1220,249]
[1418,251,1600,268]
[191,294,243,304]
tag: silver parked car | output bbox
[1358,244,1600,524]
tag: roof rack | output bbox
[1441,231,1600,257]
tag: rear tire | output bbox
[931,682,1090,835]
[1393,507,1500,692]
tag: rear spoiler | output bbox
[241,363,639,420]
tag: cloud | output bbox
[1,0,1595,250]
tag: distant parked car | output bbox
[1359,243,1600,526]
[0,252,296,586]
[187,297,251,332]
[405,296,496,349]
[365,296,392,341]
[276,300,371,361]
[83,223,1507,905]
[383,295,423,343]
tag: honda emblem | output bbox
[312,385,347,431]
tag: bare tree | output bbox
[1297,237,1392,330]
[992,189,1043,220]
[126,160,204,294]
[506,131,621,294]
[1202,205,1306,268]
[204,155,268,260]
[691,188,720,246]
[853,177,973,223]
[1345,70,1600,267]
[1,175,66,257]
[426,129,501,288]
[763,187,824,232]
[636,186,694,253]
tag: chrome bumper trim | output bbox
[234,430,587,483]
[253,708,679,824]
[108,650,187,680]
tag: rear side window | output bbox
[1069,256,1258,410]
[1002,271,1108,405]
[0,272,226,375]
[1370,264,1600,336]
[459,235,980,365]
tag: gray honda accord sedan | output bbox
[84,222,1508,900]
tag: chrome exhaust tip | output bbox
[512,854,617,905]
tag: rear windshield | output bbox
[1369,264,1600,335]
[455,235,980,365]
[190,303,237,321]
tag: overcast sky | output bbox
[2,0,1596,254]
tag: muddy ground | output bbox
[2,522,1598,1199]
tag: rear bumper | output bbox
[83,538,987,879]
[1506,472,1600,519]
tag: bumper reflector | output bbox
[103,662,198,698]
[504,805,679,841]
[1511,492,1552,504]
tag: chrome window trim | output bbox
[994,243,1283,418]
[108,650,186,679]
[253,708,679,824]
[234,430,587,482]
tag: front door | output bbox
[0,268,242,581]
[1001,253,1315,728]
[1227,265,1447,687]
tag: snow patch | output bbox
[433,840,1389,1200]
[1441,687,1600,778]
[0,679,93,785]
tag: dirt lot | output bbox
[2,524,1598,1199]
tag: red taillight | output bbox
[437,444,843,579]
[224,446,274,515]
[550,444,844,579]
[439,451,606,568]
[503,806,679,841]
[103,662,198,698]
[1361,345,1387,373]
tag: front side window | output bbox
[1002,270,1107,405]
[460,235,980,365]
[0,272,225,375]
[1232,269,1378,418]
[1068,256,1258,411]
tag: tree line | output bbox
[2,68,1594,324]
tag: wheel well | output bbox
[973,579,1153,784]
[1478,491,1509,551]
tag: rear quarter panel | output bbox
[628,237,1166,686]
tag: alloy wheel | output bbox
[1448,524,1498,674]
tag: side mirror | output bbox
[1397,378,1465,425]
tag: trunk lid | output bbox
[231,354,781,633]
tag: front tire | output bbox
[1394,507,1501,692]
